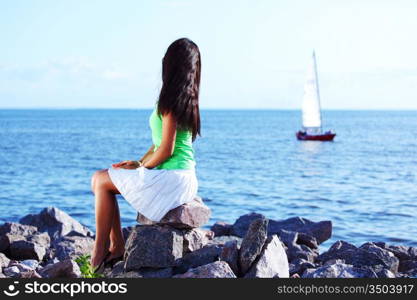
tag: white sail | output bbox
[301,51,322,131]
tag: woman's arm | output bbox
[142,112,177,169]
[111,144,154,169]
[138,144,155,165]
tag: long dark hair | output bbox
[157,38,201,141]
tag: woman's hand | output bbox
[112,160,140,169]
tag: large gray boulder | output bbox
[52,234,95,261]
[231,213,332,245]
[210,221,233,237]
[317,241,399,274]
[359,242,399,273]
[124,225,183,271]
[239,217,268,275]
[0,222,50,261]
[373,242,417,273]
[269,217,332,245]
[302,263,378,278]
[173,244,223,275]
[19,207,93,241]
[174,261,236,278]
[0,222,39,252]
[244,235,290,278]
[39,259,81,278]
[277,230,317,262]
[220,240,239,275]
[9,232,50,261]
[231,212,265,238]
[137,196,211,229]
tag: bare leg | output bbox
[108,199,125,260]
[90,169,121,268]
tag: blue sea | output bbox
[0,109,416,250]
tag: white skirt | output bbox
[108,166,198,222]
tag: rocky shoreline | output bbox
[1,197,416,278]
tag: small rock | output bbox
[287,244,318,263]
[289,258,316,276]
[220,240,239,275]
[43,257,60,267]
[174,261,236,278]
[404,268,417,278]
[3,266,20,277]
[207,235,242,247]
[9,262,33,273]
[239,217,268,274]
[182,228,213,253]
[106,261,125,278]
[39,259,81,278]
[244,235,290,278]
[0,253,10,268]
[20,259,39,270]
[297,233,319,249]
[377,269,396,278]
[19,270,42,278]
[302,263,378,278]
[7,262,42,278]
[210,221,233,237]
[20,207,93,241]
[115,267,173,278]
[137,196,211,229]
[52,235,94,261]
[278,230,298,247]
[124,225,183,271]
[174,244,223,275]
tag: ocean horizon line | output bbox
[1,107,416,111]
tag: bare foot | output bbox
[90,248,110,270]
[106,247,125,262]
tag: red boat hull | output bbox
[296,131,336,141]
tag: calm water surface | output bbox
[0,109,416,250]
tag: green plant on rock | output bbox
[75,254,104,278]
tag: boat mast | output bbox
[312,50,323,132]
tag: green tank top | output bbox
[149,107,196,170]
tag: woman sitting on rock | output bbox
[90,38,201,272]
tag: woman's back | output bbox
[149,107,195,170]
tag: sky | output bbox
[1,0,417,109]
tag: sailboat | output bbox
[296,51,336,141]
